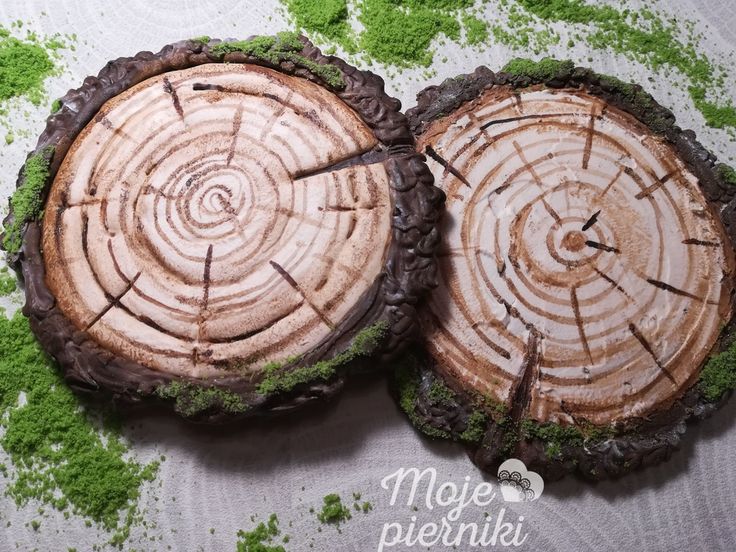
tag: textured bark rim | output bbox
[2,35,445,422]
[402,63,736,481]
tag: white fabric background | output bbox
[0,1,735,550]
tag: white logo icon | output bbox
[497,459,544,502]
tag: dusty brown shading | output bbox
[2,35,444,421]
[400,64,736,480]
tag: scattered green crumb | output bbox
[2,146,54,254]
[235,514,286,552]
[212,31,345,88]
[4,132,13,144]
[521,418,614,459]
[316,494,351,525]
[699,338,736,402]
[285,0,357,52]
[190,35,211,45]
[30,519,40,531]
[462,14,489,46]
[0,269,16,295]
[257,321,388,396]
[210,527,215,535]
[361,502,373,513]
[155,380,247,417]
[50,98,61,113]
[0,311,159,543]
[0,29,55,105]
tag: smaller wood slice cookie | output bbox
[2,34,444,421]
[400,62,736,480]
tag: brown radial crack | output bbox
[192,83,224,91]
[269,260,335,329]
[571,286,594,365]
[85,272,143,331]
[634,171,676,200]
[202,244,214,308]
[162,77,185,121]
[541,198,561,224]
[512,140,543,187]
[98,116,136,142]
[293,149,388,181]
[227,105,244,166]
[593,267,631,299]
[509,331,541,424]
[582,210,601,231]
[682,238,720,247]
[586,240,619,253]
[646,278,709,303]
[424,145,472,188]
[582,104,598,169]
[600,166,624,197]
[628,322,676,385]
[479,112,578,130]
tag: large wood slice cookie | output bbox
[2,34,444,421]
[400,61,736,479]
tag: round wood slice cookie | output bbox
[2,34,444,421]
[400,62,736,479]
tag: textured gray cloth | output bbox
[0,1,735,550]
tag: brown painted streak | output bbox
[98,116,136,142]
[192,82,224,91]
[646,278,705,302]
[107,239,127,282]
[593,267,631,298]
[582,104,598,169]
[202,244,214,308]
[319,203,380,212]
[162,77,185,120]
[586,240,619,254]
[571,287,594,365]
[509,331,541,424]
[269,260,335,330]
[582,210,601,231]
[682,238,720,247]
[85,272,143,331]
[293,149,388,181]
[634,170,676,200]
[227,105,244,166]
[479,112,578,130]
[600,166,624,197]
[512,140,543,187]
[259,89,292,141]
[541,198,561,224]
[424,145,472,188]
[628,322,676,385]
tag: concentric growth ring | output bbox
[5,36,443,420]
[420,86,732,424]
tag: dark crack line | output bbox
[270,260,335,329]
[593,267,631,299]
[582,105,597,169]
[634,171,676,200]
[227,106,243,166]
[682,238,720,247]
[586,240,619,253]
[425,145,472,188]
[571,287,594,365]
[479,112,578,130]
[582,210,601,231]
[163,77,185,121]
[509,331,541,425]
[646,278,707,303]
[85,272,142,331]
[293,149,388,181]
[628,322,676,385]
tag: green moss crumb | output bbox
[5,132,13,144]
[427,379,455,406]
[190,35,210,45]
[285,0,357,53]
[317,494,351,525]
[257,321,388,396]
[235,513,286,552]
[0,268,16,295]
[0,30,56,105]
[699,339,736,402]
[155,380,247,417]
[211,32,344,88]
[716,164,736,186]
[50,98,61,113]
[395,361,451,440]
[521,418,614,459]
[462,15,488,46]
[3,146,54,254]
[459,410,488,444]
[501,56,574,81]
